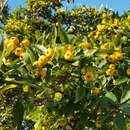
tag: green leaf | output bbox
[105,92,118,103]
[0,49,5,68]
[75,87,86,103]
[24,52,32,64]
[12,98,24,129]
[5,62,24,71]
[53,26,57,49]
[5,77,39,88]
[0,84,18,95]
[115,113,126,130]
[84,49,97,57]
[46,68,51,83]
[121,90,130,103]
[25,47,36,63]
[101,111,111,123]
[80,113,88,126]
[116,77,128,85]
[35,30,41,40]
[58,24,69,44]
[26,106,42,122]
[121,104,130,116]
[35,44,46,54]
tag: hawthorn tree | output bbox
[0,0,130,130]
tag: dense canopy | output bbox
[0,0,130,130]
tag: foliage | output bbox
[0,0,130,130]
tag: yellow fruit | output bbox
[22,39,30,47]
[93,46,98,49]
[32,2,38,8]
[33,61,43,68]
[73,19,77,23]
[14,48,24,56]
[109,64,116,70]
[106,68,118,76]
[10,37,19,45]
[95,121,101,128]
[94,34,100,40]
[64,44,73,52]
[101,43,108,49]
[59,121,66,127]
[84,72,94,81]
[106,69,112,76]
[88,32,94,38]
[128,15,130,20]
[108,55,116,62]
[40,70,46,79]
[77,24,82,28]
[112,69,118,75]
[46,48,53,58]
[114,52,123,61]
[42,126,45,130]
[64,51,73,61]
[20,53,26,61]
[56,8,62,14]
[91,88,100,94]
[97,24,105,31]
[114,19,119,26]
[103,53,109,60]
[79,42,91,49]
[126,68,130,76]
[114,48,121,52]
[113,80,116,85]
[5,40,16,49]
[35,19,42,23]
[38,55,48,66]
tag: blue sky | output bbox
[7,0,130,15]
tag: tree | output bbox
[0,0,130,129]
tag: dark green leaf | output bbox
[105,92,118,103]
[116,77,128,85]
[12,98,24,129]
[121,90,130,103]
[75,87,86,103]
[115,113,126,130]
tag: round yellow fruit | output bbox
[59,121,66,127]
[20,53,26,61]
[126,68,130,76]
[108,55,116,62]
[64,51,73,61]
[40,70,46,79]
[14,48,24,56]
[22,39,30,47]
[84,72,94,81]
[109,64,116,70]
[46,48,53,58]
[10,37,19,45]
[95,121,101,128]
[64,44,73,52]
[38,55,48,66]
[91,88,100,94]
[103,53,109,60]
